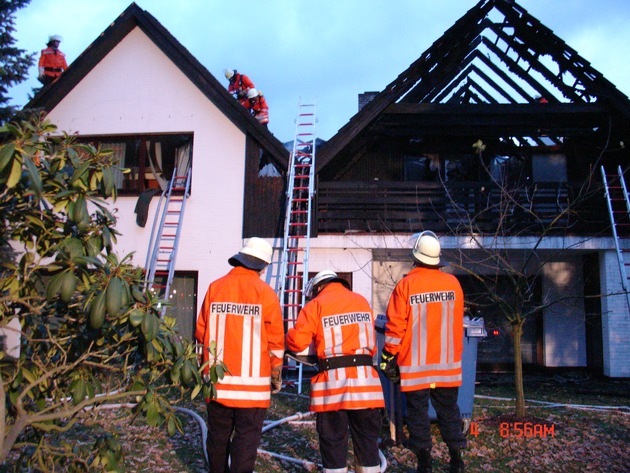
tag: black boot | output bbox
[416,448,432,473]
[448,446,465,473]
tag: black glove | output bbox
[379,350,400,384]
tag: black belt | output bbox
[318,354,374,371]
[44,67,63,72]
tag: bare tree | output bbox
[437,139,621,418]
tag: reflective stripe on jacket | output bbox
[249,95,269,124]
[195,266,284,408]
[384,266,464,391]
[39,47,68,77]
[286,282,385,412]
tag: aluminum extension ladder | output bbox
[145,168,192,317]
[277,100,317,393]
[601,165,630,313]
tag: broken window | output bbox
[403,154,441,182]
[77,133,193,194]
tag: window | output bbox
[79,134,193,194]
[459,274,540,366]
[158,271,198,342]
[487,154,529,186]
[403,155,441,182]
[531,153,567,183]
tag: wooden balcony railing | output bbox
[315,181,611,236]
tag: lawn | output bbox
[2,371,628,472]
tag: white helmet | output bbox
[228,237,272,271]
[224,69,235,80]
[246,88,258,99]
[48,34,62,44]
[412,230,441,266]
[303,270,350,298]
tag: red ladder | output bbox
[278,100,317,392]
[145,168,192,317]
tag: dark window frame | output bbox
[77,133,194,195]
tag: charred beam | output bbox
[377,103,607,136]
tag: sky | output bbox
[8,0,630,144]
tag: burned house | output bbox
[251,0,630,376]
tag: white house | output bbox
[26,2,289,340]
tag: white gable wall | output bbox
[46,27,249,312]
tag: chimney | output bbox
[358,91,379,111]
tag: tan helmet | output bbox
[224,69,235,80]
[246,88,258,99]
[228,237,272,271]
[412,230,441,266]
[303,269,350,298]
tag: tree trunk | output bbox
[512,319,526,418]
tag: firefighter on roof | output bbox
[246,88,270,127]
[224,68,255,103]
[381,230,467,472]
[286,270,384,473]
[38,35,68,85]
[195,237,284,473]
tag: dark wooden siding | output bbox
[242,135,286,238]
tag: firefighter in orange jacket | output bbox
[246,88,270,127]
[224,68,255,102]
[286,270,384,473]
[38,35,68,85]
[195,237,284,473]
[380,231,466,473]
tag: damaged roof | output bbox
[317,0,630,173]
[24,2,289,171]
